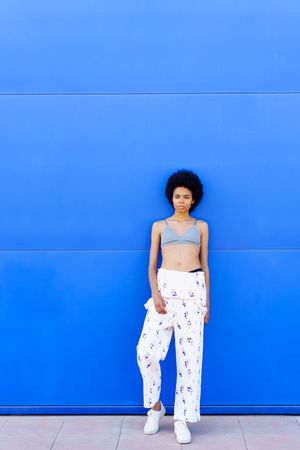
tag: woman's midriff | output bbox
[161,244,202,272]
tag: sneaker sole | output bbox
[144,428,159,435]
[175,436,192,444]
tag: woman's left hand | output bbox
[204,309,210,324]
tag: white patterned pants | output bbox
[136,268,208,423]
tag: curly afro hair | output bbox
[165,169,203,212]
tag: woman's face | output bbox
[172,186,194,213]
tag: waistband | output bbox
[156,267,206,301]
[157,267,205,278]
[189,267,203,272]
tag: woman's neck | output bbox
[171,213,193,222]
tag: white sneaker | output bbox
[143,401,166,434]
[174,420,192,444]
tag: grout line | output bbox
[50,417,66,450]
[237,417,249,450]
[0,416,10,433]
[115,417,125,450]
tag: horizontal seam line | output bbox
[0,248,299,252]
[1,91,300,97]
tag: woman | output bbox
[136,169,210,444]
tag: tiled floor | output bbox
[0,414,299,449]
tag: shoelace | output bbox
[175,420,188,428]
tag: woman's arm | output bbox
[148,221,167,313]
[200,221,210,324]
[148,221,160,297]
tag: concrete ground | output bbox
[0,414,300,449]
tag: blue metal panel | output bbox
[0,0,299,415]
[0,251,149,405]
[0,94,299,250]
[0,250,299,409]
[0,1,299,93]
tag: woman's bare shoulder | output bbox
[151,219,166,233]
[195,218,209,231]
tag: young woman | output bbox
[136,169,210,444]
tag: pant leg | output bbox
[136,297,174,408]
[173,299,206,423]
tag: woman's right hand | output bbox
[153,293,168,314]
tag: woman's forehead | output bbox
[173,186,192,195]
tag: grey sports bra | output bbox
[161,218,201,248]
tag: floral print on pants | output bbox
[136,268,208,423]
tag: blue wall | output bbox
[0,1,299,414]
